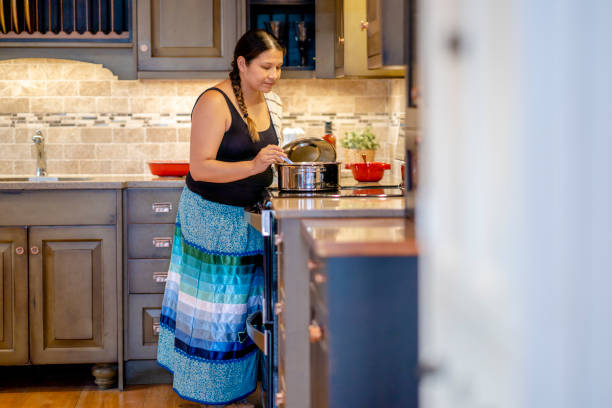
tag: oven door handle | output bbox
[246,311,269,356]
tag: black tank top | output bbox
[186,87,278,208]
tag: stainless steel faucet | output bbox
[32,130,47,177]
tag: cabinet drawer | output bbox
[127,188,182,224]
[128,294,164,360]
[128,259,171,294]
[127,224,175,258]
[0,190,117,226]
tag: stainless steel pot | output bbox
[276,162,340,191]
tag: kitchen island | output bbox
[259,184,415,408]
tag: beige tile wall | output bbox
[0,58,406,176]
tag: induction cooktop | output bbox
[267,184,405,198]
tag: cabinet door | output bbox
[137,0,240,72]
[366,0,404,69]
[334,0,344,75]
[365,0,382,67]
[0,228,28,365]
[28,226,117,364]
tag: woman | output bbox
[157,30,286,406]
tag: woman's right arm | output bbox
[189,91,286,183]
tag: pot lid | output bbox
[282,137,336,162]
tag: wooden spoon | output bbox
[361,154,368,164]
[0,0,7,34]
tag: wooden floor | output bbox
[0,384,260,408]
[0,365,261,408]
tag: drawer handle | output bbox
[153,272,168,283]
[152,202,173,213]
[152,237,172,248]
[152,322,161,336]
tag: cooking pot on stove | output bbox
[276,162,340,191]
[277,137,339,191]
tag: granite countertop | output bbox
[271,195,411,218]
[301,218,418,257]
[0,175,186,190]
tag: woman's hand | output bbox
[251,145,288,174]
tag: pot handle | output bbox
[383,163,391,170]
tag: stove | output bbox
[266,184,405,199]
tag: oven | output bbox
[246,203,280,408]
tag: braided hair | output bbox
[229,29,284,142]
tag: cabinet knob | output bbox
[338,36,345,44]
[307,259,322,272]
[15,246,25,255]
[140,43,149,52]
[309,321,324,343]
[275,391,285,406]
[30,246,40,255]
[360,20,369,31]
[274,301,284,315]
[313,272,327,284]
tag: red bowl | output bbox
[347,162,391,182]
[148,161,190,177]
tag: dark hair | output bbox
[229,29,284,142]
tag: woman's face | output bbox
[239,48,284,93]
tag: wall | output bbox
[0,58,406,177]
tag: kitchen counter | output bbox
[0,176,186,190]
[271,194,411,218]
[301,217,418,257]
[0,174,413,218]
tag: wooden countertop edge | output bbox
[311,241,419,257]
[301,217,419,258]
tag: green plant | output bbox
[340,127,379,150]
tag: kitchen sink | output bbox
[0,176,92,182]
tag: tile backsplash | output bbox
[0,58,407,176]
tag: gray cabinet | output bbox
[0,228,28,366]
[137,0,244,77]
[0,189,121,386]
[308,253,419,408]
[123,187,182,384]
[28,226,118,365]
